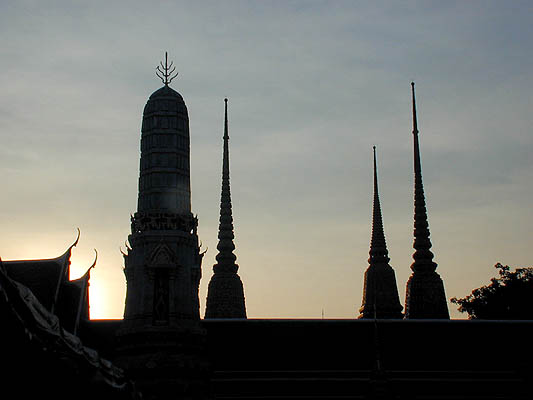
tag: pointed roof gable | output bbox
[3,229,80,311]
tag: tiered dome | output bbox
[137,85,191,214]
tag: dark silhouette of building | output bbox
[119,56,203,327]
[0,243,139,399]
[205,98,247,319]
[2,58,532,399]
[114,53,208,398]
[404,82,450,319]
[359,146,403,319]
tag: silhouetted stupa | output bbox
[404,82,449,319]
[115,53,208,398]
[359,146,403,319]
[205,98,247,319]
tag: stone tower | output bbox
[359,147,403,319]
[116,54,208,398]
[404,82,449,319]
[204,98,247,318]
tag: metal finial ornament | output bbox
[156,51,178,86]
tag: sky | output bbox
[0,1,531,319]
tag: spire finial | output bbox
[411,82,418,135]
[156,51,178,86]
[224,98,229,140]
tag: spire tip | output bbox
[411,81,418,135]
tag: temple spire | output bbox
[205,98,247,318]
[404,82,449,319]
[410,82,436,272]
[359,147,403,319]
[369,146,389,265]
[214,98,237,272]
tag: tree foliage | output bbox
[451,263,533,320]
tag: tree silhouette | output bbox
[451,263,533,320]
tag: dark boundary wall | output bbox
[202,319,533,370]
[84,319,533,399]
[85,318,533,371]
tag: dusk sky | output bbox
[1,1,531,319]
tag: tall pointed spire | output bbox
[404,82,449,319]
[369,146,389,265]
[410,82,436,272]
[214,98,237,272]
[359,147,403,319]
[205,98,247,319]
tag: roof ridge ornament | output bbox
[88,248,98,271]
[156,51,178,86]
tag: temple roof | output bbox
[2,231,94,331]
[3,250,71,311]
[0,261,139,397]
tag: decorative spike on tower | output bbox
[359,146,403,319]
[115,53,208,398]
[205,98,247,319]
[404,82,449,319]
